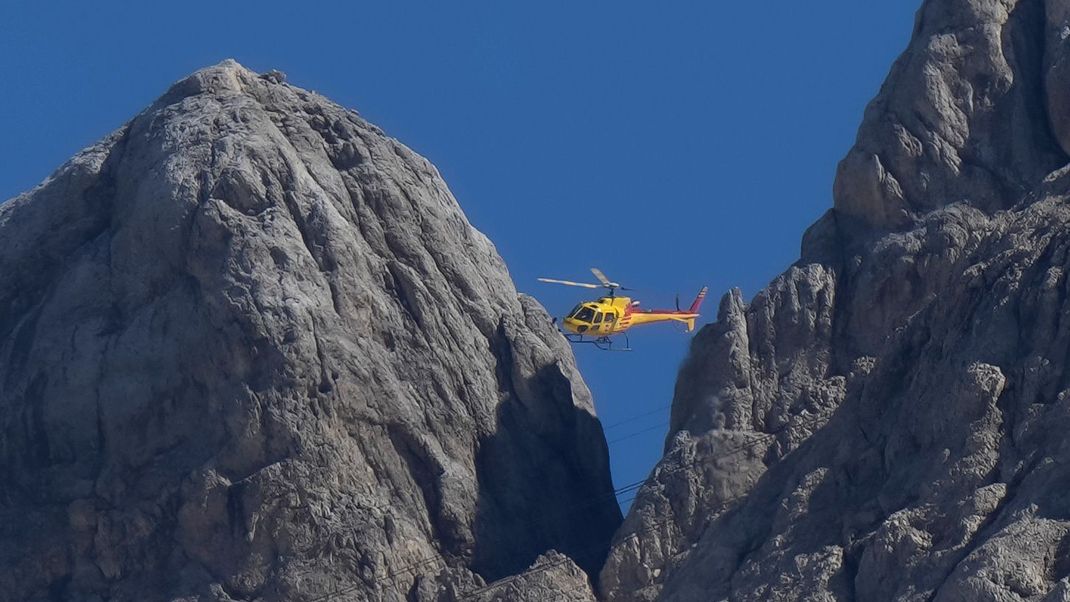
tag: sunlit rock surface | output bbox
[600,1,1070,600]
[0,60,620,601]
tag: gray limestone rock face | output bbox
[600,0,1070,600]
[834,0,1067,230]
[0,60,621,602]
[424,552,598,602]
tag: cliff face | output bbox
[600,0,1070,600]
[0,61,620,602]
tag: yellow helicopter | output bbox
[539,268,708,350]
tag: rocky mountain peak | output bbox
[0,59,620,601]
[834,0,1067,231]
[599,1,1070,600]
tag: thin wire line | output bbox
[602,404,672,431]
[607,421,669,444]
[458,413,835,599]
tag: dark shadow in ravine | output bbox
[471,326,623,585]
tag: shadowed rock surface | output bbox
[0,60,619,602]
[600,0,1070,600]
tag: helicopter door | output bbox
[604,311,617,332]
[592,311,603,333]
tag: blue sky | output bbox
[1,1,918,505]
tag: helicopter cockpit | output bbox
[564,303,604,334]
[567,304,597,323]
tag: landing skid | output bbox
[564,333,632,352]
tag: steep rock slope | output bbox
[0,61,620,602]
[600,0,1070,600]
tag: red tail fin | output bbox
[688,286,708,314]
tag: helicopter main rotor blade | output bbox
[590,267,616,288]
[538,278,601,289]
[590,268,628,292]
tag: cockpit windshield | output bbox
[569,305,596,322]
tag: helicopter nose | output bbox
[562,318,584,334]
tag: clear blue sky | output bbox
[1,1,918,505]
